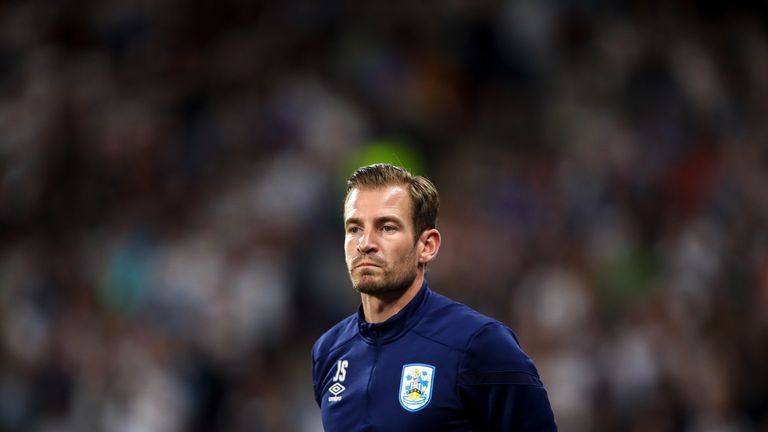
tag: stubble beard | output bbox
[349,248,419,296]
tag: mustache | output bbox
[351,255,386,268]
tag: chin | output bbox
[355,284,406,295]
[352,279,386,294]
[352,273,416,295]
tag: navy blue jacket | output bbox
[312,282,557,431]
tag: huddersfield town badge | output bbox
[399,363,435,412]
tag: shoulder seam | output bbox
[409,327,466,353]
[320,332,358,358]
[455,321,499,392]
[461,321,500,362]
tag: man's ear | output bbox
[418,228,441,265]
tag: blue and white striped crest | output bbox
[398,363,435,412]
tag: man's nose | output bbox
[357,229,378,254]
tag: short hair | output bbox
[346,163,439,238]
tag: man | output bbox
[312,163,557,431]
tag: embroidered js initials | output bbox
[333,360,348,382]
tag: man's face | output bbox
[344,185,421,295]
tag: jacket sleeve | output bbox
[457,323,557,431]
[311,343,322,407]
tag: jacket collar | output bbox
[356,279,431,345]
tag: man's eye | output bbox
[347,226,360,234]
[382,225,397,233]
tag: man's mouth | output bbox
[353,257,384,269]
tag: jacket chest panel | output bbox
[320,336,467,431]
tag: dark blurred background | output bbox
[1,1,767,431]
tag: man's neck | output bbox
[361,273,425,324]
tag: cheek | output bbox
[344,238,357,260]
[395,242,419,264]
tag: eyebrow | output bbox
[344,215,405,227]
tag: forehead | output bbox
[344,185,412,219]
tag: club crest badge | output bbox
[399,363,435,412]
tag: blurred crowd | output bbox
[1,1,767,431]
